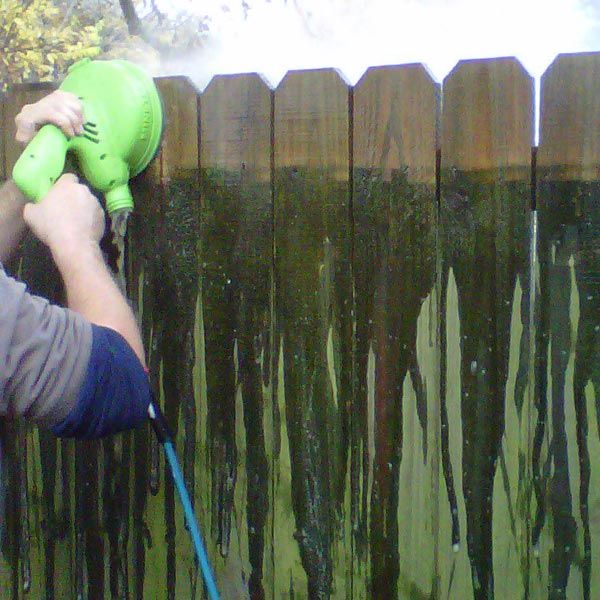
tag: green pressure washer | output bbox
[12,58,220,600]
[12,58,162,214]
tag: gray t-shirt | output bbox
[0,266,92,427]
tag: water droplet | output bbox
[452,543,460,553]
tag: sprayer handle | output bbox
[12,125,69,202]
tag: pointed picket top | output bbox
[275,68,351,176]
[442,57,534,172]
[444,56,533,84]
[155,76,199,176]
[538,51,600,177]
[277,67,352,88]
[201,73,272,178]
[355,61,439,89]
[353,63,439,181]
[204,71,275,92]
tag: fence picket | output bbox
[273,68,353,599]
[199,73,274,599]
[440,57,534,599]
[352,63,440,599]
[128,76,202,599]
[535,51,600,600]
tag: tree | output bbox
[116,0,209,56]
[0,0,103,90]
[0,0,209,91]
[119,0,143,35]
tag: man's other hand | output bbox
[15,91,85,144]
[23,175,105,256]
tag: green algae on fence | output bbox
[534,51,600,600]
[440,58,534,599]
[199,73,274,598]
[352,64,440,599]
[274,69,353,599]
[128,77,203,599]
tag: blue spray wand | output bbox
[147,402,220,600]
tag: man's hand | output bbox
[15,90,85,144]
[24,174,146,365]
[23,174,105,258]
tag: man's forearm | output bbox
[0,180,28,262]
[52,241,146,365]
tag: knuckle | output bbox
[15,104,31,119]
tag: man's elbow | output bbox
[52,325,151,439]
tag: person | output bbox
[0,90,150,438]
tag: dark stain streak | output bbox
[441,171,529,599]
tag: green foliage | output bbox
[0,0,102,90]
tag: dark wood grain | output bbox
[440,57,533,599]
[273,68,353,599]
[127,76,202,599]
[534,51,600,600]
[199,73,273,599]
[352,64,440,599]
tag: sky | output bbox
[151,0,600,88]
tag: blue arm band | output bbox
[52,325,150,439]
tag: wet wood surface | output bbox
[199,73,273,599]
[1,55,599,599]
[128,77,202,600]
[534,51,600,600]
[440,58,534,599]
[352,64,439,599]
[273,68,353,599]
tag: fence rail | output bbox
[0,52,598,599]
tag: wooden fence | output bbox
[0,51,598,599]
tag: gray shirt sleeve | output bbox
[0,266,92,427]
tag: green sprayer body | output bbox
[12,59,163,214]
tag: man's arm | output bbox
[0,91,149,438]
[0,180,27,262]
[53,243,147,364]
[1,174,150,437]
[23,174,146,365]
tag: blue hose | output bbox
[163,442,221,600]
[148,403,220,600]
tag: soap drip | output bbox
[110,208,131,295]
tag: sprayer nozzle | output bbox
[105,184,134,214]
